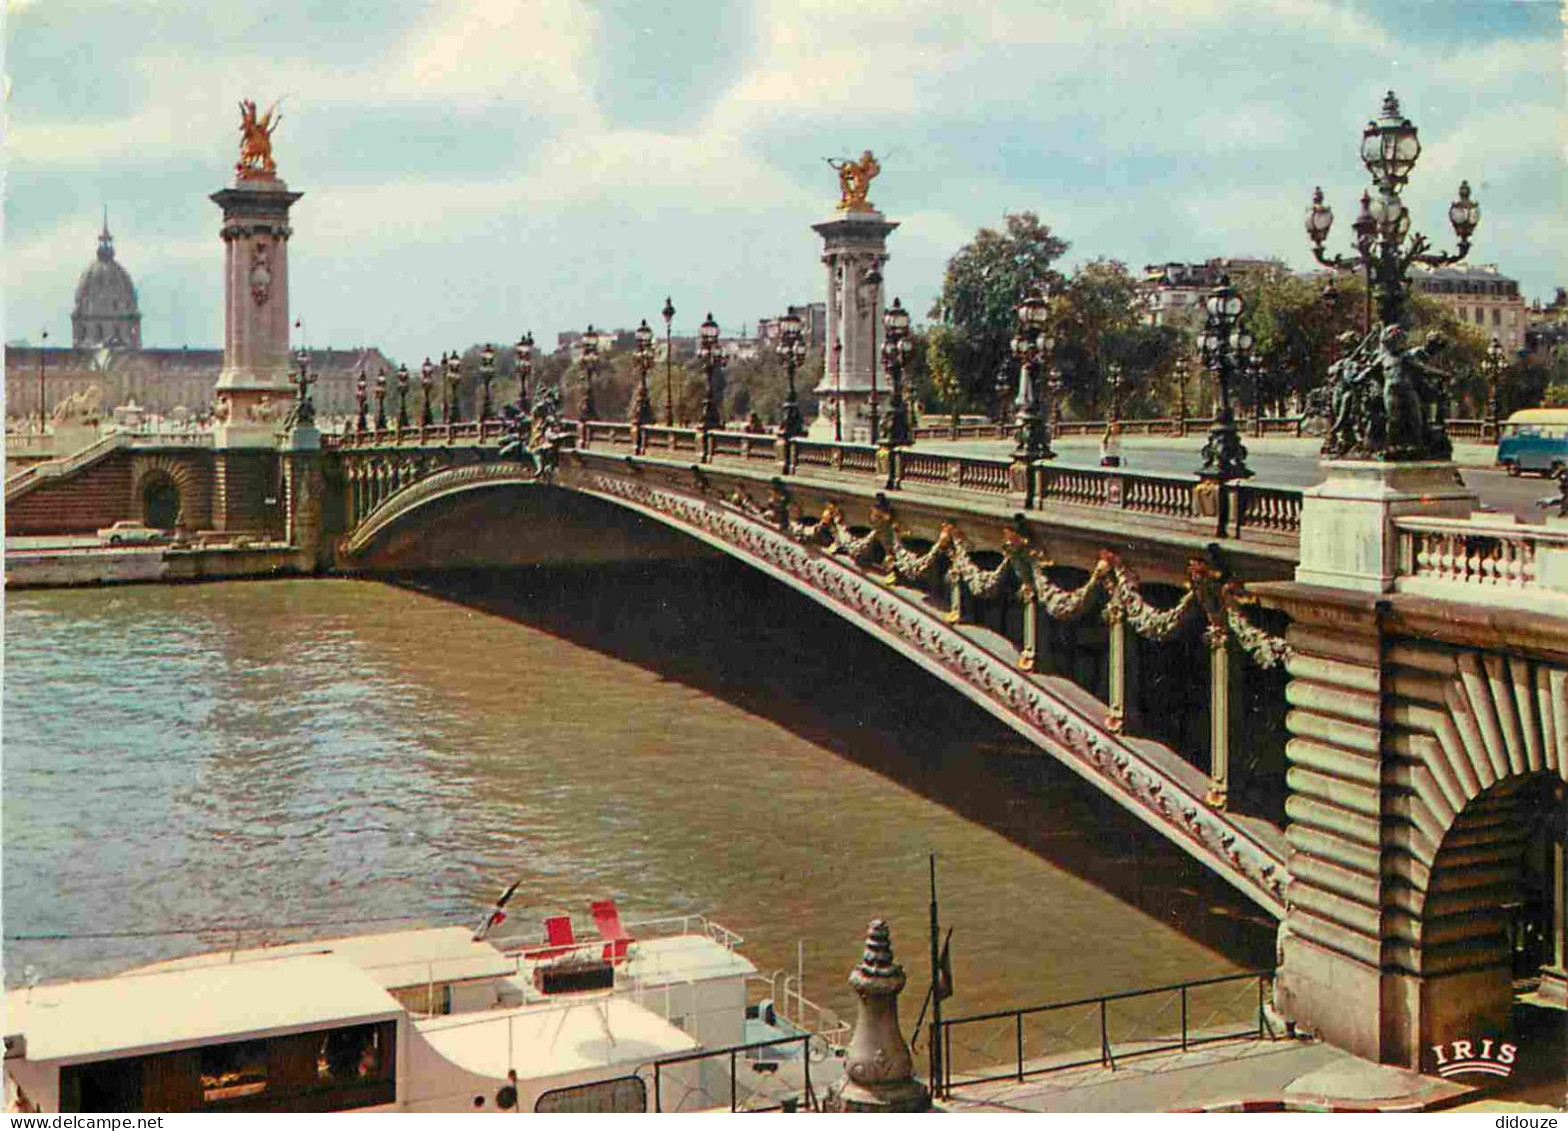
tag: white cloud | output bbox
[390,0,601,119]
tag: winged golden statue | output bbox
[236,99,282,178]
[826,150,881,213]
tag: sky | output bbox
[4,0,1564,363]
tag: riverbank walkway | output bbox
[937,1034,1563,1113]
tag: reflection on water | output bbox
[4,563,1270,1025]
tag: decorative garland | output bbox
[727,487,1291,670]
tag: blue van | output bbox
[1497,409,1568,477]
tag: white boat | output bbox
[3,906,847,1114]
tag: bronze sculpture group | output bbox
[1321,323,1454,462]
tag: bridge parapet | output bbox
[1395,514,1568,613]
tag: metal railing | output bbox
[746,971,852,1050]
[938,970,1273,1094]
[646,1032,834,1113]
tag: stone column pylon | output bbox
[810,212,898,442]
[835,919,931,1113]
[210,172,303,448]
[208,161,302,534]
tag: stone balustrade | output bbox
[325,418,1305,544]
[1395,514,1568,610]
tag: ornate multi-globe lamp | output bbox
[629,318,656,427]
[881,297,913,448]
[444,351,462,425]
[1009,287,1054,462]
[661,296,677,425]
[354,368,368,432]
[1304,91,1479,332]
[697,312,727,431]
[777,310,808,439]
[419,357,436,427]
[373,367,388,430]
[478,343,496,422]
[576,325,602,420]
[514,333,534,415]
[395,363,410,428]
[1483,335,1506,439]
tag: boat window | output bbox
[535,1075,648,1113]
[61,1055,145,1113]
[202,1039,269,1103]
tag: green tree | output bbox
[929,212,1069,418]
[1051,259,1175,418]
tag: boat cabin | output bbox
[5,914,764,1113]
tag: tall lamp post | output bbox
[514,333,534,415]
[882,297,913,447]
[1010,287,1054,464]
[576,325,601,420]
[661,297,676,425]
[630,319,656,426]
[37,330,48,431]
[373,367,388,430]
[831,337,844,441]
[395,363,410,429]
[1197,275,1254,532]
[444,351,462,424]
[290,345,316,427]
[1101,362,1125,468]
[478,343,496,421]
[1174,354,1190,437]
[864,266,883,444]
[1483,335,1505,440]
[777,310,808,439]
[1247,349,1265,437]
[420,357,436,427]
[697,313,726,431]
[1305,92,1479,346]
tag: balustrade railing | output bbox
[323,415,1305,542]
[1120,471,1196,519]
[1233,484,1303,536]
[1036,464,1109,508]
[1444,418,1491,441]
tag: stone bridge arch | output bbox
[129,452,211,530]
[338,457,1291,918]
[1266,591,1567,1069]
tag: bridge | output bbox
[8,408,1567,1072]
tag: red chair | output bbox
[591,900,635,964]
[522,914,578,961]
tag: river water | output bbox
[3,562,1272,1029]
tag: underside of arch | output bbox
[340,460,1289,915]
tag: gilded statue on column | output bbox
[827,150,882,213]
[236,99,282,178]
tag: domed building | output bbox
[71,213,142,349]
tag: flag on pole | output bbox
[935,928,954,1001]
[474,880,521,941]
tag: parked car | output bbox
[96,520,166,545]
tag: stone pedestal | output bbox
[284,425,325,567]
[210,173,303,449]
[835,920,930,1113]
[1295,461,1477,593]
[810,212,898,442]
